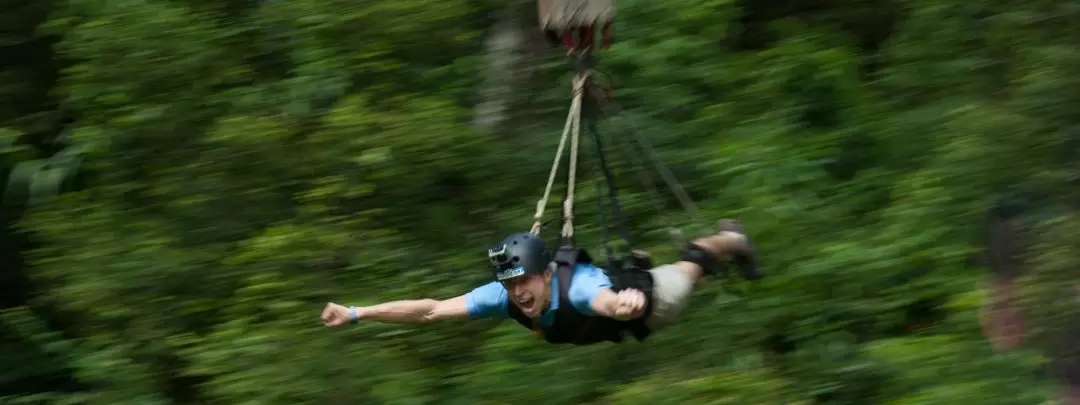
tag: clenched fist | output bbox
[321,302,353,327]
[613,289,646,321]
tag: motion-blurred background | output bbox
[1,0,1079,403]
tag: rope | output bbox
[562,73,587,239]
[532,72,589,238]
[532,59,699,253]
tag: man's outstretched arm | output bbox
[589,288,647,321]
[322,295,469,326]
[322,281,509,327]
[565,264,647,321]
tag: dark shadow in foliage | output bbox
[891,297,948,336]
[0,221,32,310]
[875,267,949,337]
[760,315,889,404]
[0,7,89,392]
[155,354,210,404]
[782,61,843,130]
[763,331,798,356]
[761,315,798,357]
[728,0,901,72]
[0,317,86,397]
[0,3,62,133]
[571,344,659,404]
[822,132,878,183]
[1050,314,1080,405]
[0,227,85,397]
[811,360,888,405]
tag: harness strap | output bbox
[593,175,614,264]
[586,118,633,263]
[558,263,596,343]
[530,248,596,344]
[608,105,702,223]
[612,127,682,245]
[592,94,703,244]
[578,78,646,269]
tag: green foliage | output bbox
[1,0,1078,403]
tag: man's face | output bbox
[503,269,552,318]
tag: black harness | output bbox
[506,245,654,345]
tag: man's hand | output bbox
[321,302,354,327]
[613,289,647,320]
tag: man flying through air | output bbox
[321,219,761,344]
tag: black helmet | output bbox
[487,232,550,281]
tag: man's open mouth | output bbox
[518,297,535,308]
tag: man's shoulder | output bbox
[465,281,509,318]
[566,263,611,292]
[468,281,507,298]
[563,263,611,315]
[573,261,604,272]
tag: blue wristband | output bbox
[348,306,359,324]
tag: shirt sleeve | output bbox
[464,281,509,319]
[567,264,613,316]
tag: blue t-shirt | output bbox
[464,263,612,327]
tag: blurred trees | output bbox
[1,0,1078,404]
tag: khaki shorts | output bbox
[645,264,696,330]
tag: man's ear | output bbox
[543,267,554,282]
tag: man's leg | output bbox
[644,263,697,330]
[645,219,759,330]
